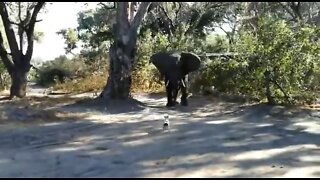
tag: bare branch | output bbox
[25,2,45,61]
[174,2,182,18]
[8,20,20,26]
[219,25,229,35]
[128,2,136,22]
[0,2,20,63]
[131,2,151,32]
[289,2,303,21]
[18,2,23,23]
[278,2,298,22]
[158,3,174,36]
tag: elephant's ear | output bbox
[150,52,181,75]
[180,52,201,74]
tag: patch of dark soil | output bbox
[69,97,146,114]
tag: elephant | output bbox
[150,51,201,107]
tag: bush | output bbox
[35,55,87,87]
[53,71,107,94]
[0,61,10,90]
[200,17,320,105]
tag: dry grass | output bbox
[53,70,164,94]
[53,72,107,94]
[131,74,164,93]
[0,96,87,128]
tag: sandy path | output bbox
[0,84,319,177]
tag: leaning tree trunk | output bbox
[99,2,151,100]
[9,67,28,98]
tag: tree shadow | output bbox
[0,96,12,101]
[63,97,146,114]
[0,93,319,177]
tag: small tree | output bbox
[0,2,45,98]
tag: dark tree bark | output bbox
[10,67,28,98]
[264,70,275,105]
[0,2,45,98]
[100,2,151,100]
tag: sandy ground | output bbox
[0,84,319,178]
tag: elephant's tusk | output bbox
[166,80,170,87]
[181,80,186,88]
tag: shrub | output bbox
[35,55,87,87]
[200,17,320,105]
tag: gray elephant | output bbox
[150,52,201,107]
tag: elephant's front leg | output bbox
[166,87,179,107]
[165,79,178,107]
[165,78,174,107]
[172,87,179,105]
[180,76,188,106]
[166,85,173,107]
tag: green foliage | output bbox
[56,28,79,54]
[140,2,229,39]
[58,5,114,66]
[35,55,87,87]
[76,7,114,49]
[0,61,10,90]
[202,16,320,105]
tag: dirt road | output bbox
[0,85,319,177]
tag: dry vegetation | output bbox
[53,72,107,94]
[0,96,87,129]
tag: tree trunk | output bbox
[9,68,28,98]
[100,40,136,99]
[264,70,275,105]
[99,2,151,100]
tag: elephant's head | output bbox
[150,51,201,89]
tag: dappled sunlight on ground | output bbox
[228,144,318,161]
[0,88,319,177]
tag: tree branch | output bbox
[131,2,151,32]
[271,79,293,104]
[18,2,23,23]
[25,2,45,61]
[116,2,130,33]
[158,3,174,36]
[174,2,182,21]
[185,9,202,36]
[0,31,14,72]
[0,2,20,63]
[278,2,298,22]
[289,2,303,21]
[128,2,137,23]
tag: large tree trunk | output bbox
[99,2,151,100]
[9,68,28,98]
[100,40,136,99]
